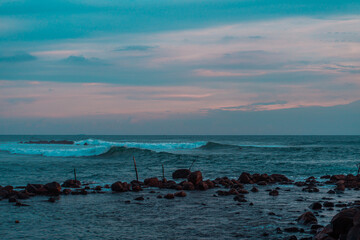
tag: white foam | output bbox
[75,138,207,150]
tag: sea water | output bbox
[0,135,359,239]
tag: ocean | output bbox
[0,135,359,239]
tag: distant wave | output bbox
[0,138,208,157]
[199,141,242,150]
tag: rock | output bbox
[327,190,335,194]
[269,190,279,196]
[237,189,249,194]
[320,175,331,179]
[8,197,17,203]
[134,196,144,201]
[233,195,247,202]
[15,201,29,207]
[310,202,322,210]
[17,192,29,199]
[335,184,345,192]
[164,193,174,199]
[157,195,163,199]
[331,208,359,238]
[15,220,20,224]
[172,169,191,179]
[61,179,81,188]
[195,181,208,191]
[48,197,56,203]
[347,224,360,240]
[187,171,203,185]
[251,187,259,192]
[132,185,142,192]
[239,172,252,184]
[174,191,187,197]
[94,186,102,191]
[111,181,128,192]
[144,177,162,188]
[182,181,195,190]
[26,184,48,195]
[104,184,110,189]
[45,182,61,195]
[297,212,318,225]
[205,180,215,188]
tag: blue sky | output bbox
[0,0,359,134]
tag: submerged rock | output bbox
[61,179,81,188]
[297,212,317,225]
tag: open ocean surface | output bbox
[0,135,360,239]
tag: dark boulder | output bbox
[45,182,61,195]
[111,181,128,192]
[164,193,175,199]
[239,172,252,184]
[180,181,194,190]
[297,212,318,225]
[172,169,191,179]
[331,208,359,238]
[174,191,187,197]
[61,179,81,188]
[269,190,279,196]
[187,171,203,185]
[195,181,208,191]
[26,184,48,195]
[310,202,322,210]
[144,177,162,188]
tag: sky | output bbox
[0,0,359,134]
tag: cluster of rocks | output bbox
[0,179,106,206]
[238,172,293,185]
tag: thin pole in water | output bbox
[162,164,165,180]
[189,160,196,171]
[74,168,77,182]
[133,156,139,182]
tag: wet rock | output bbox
[15,220,20,224]
[134,196,144,201]
[275,227,282,234]
[237,189,249,194]
[347,224,360,240]
[331,207,359,238]
[17,192,29,199]
[144,177,162,188]
[233,195,247,202]
[9,197,17,203]
[251,187,259,192]
[205,179,215,188]
[26,184,48,195]
[94,186,102,191]
[269,190,279,196]
[195,181,208,191]
[157,195,163,199]
[187,171,203,185]
[132,185,143,192]
[310,202,322,210]
[297,212,318,225]
[48,197,56,203]
[111,181,129,192]
[45,182,61,195]
[174,191,187,197]
[239,172,252,184]
[181,181,195,190]
[335,184,345,192]
[104,184,110,189]
[172,169,191,179]
[320,175,331,179]
[164,193,175,199]
[61,179,81,188]
[327,190,335,194]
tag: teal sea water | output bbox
[0,135,359,239]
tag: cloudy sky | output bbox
[0,0,359,134]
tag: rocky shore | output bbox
[1,170,360,239]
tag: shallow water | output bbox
[0,135,359,239]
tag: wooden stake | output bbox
[189,160,196,171]
[162,164,165,180]
[133,156,139,182]
[74,168,77,182]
